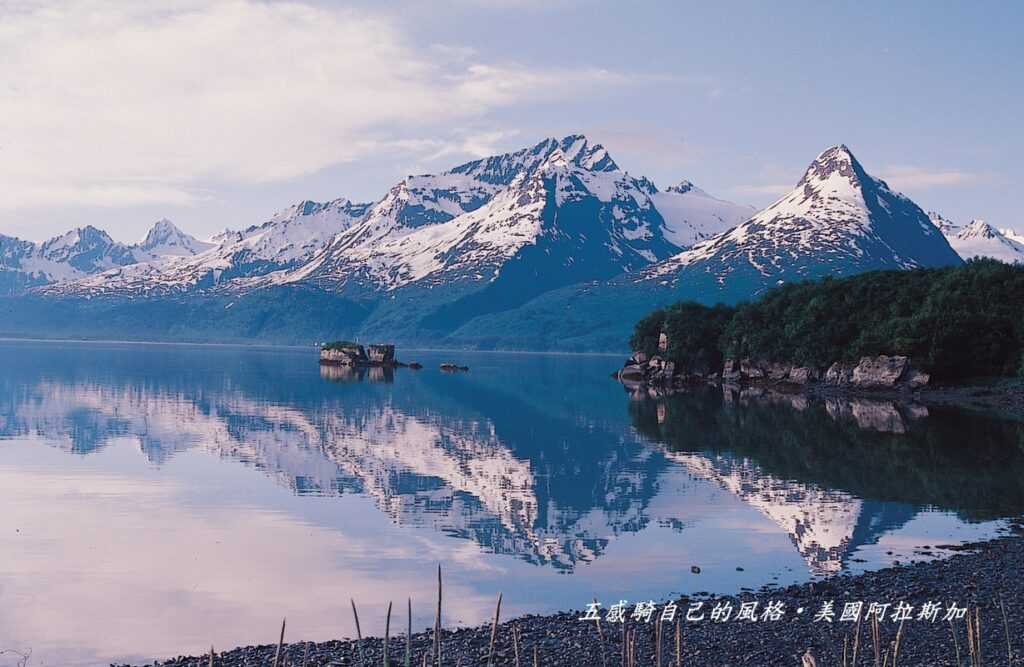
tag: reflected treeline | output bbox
[630,385,1024,522]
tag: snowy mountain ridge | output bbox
[638,144,963,294]
[25,135,749,301]
[282,135,683,294]
[944,218,1024,264]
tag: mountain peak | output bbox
[664,180,713,197]
[957,219,999,239]
[799,144,865,189]
[551,134,618,172]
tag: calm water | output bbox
[1,341,1022,665]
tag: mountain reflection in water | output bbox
[3,342,1023,664]
[630,384,1024,572]
[1,343,1022,580]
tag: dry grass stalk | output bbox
[385,601,393,667]
[675,617,681,667]
[871,614,881,667]
[406,598,413,667]
[892,618,905,667]
[593,598,607,667]
[950,619,962,666]
[273,618,287,667]
[852,613,862,666]
[512,622,522,667]
[434,565,443,667]
[533,645,539,667]
[488,593,503,667]
[301,642,309,667]
[351,599,366,667]
[208,645,215,667]
[655,617,662,667]
[998,592,1013,664]
[621,622,626,667]
[967,610,975,666]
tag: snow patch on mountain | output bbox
[652,180,755,248]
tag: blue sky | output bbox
[2,0,1021,242]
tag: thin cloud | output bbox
[0,1,648,211]
[879,166,980,190]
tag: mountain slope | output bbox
[639,144,962,300]
[652,180,755,247]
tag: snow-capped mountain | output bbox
[640,144,963,297]
[24,135,748,315]
[928,213,1024,264]
[282,135,682,299]
[652,180,755,247]
[946,219,1024,264]
[39,198,372,297]
[0,226,140,295]
[137,219,214,257]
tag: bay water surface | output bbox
[1,341,1021,665]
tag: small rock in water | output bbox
[690,565,701,574]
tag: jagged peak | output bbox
[141,218,187,245]
[798,144,866,189]
[665,179,695,194]
[663,179,713,197]
[43,225,113,249]
[957,218,1000,239]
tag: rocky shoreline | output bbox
[123,530,1024,667]
[617,349,1024,418]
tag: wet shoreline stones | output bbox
[122,532,1024,667]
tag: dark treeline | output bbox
[631,259,1024,381]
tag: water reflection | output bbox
[320,363,395,383]
[629,385,1024,572]
[1,343,1023,664]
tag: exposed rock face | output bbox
[320,345,367,366]
[321,343,401,367]
[851,355,909,388]
[740,359,765,379]
[367,344,395,364]
[618,352,929,393]
[824,362,853,386]
[904,369,931,389]
[789,367,819,384]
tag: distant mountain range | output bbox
[1,135,1009,349]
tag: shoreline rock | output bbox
[620,352,932,393]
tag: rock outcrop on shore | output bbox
[619,351,930,393]
[319,342,399,367]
